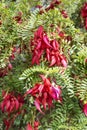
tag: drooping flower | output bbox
[81,2,87,18]
[0,91,24,114]
[46,40,67,67]
[31,26,67,67]
[25,75,62,113]
[31,26,52,64]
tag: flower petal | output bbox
[34,98,44,114]
[26,123,33,130]
[43,35,52,48]
[6,100,10,112]
[15,99,19,110]
[50,56,56,66]
[42,92,47,110]
[83,104,87,116]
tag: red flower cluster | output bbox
[31,26,51,65]
[26,121,39,130]
[46,40,67,67]
[31,26,67,67]
[25,75,62,114]
[0,91,24,114]
[81,2,87,30]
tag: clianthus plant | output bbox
[0,0,87,130]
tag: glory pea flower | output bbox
[25,75,62,113]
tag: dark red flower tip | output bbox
[8,63,13,70]
[66,36,72,42]
[31,26,52,65]
[85,58,87,63]
[39,0,61,14]
[13,12,23,24]
[35,5,42,9]
[53,0,61,5]
[83,103,87,116]
[58,31,65,38]
[0,20,2,26]
[61,10,68,18]
[81,2,87,18]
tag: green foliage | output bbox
[0,0,87,130]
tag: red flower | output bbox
[26,123,33,130]
[65,36,72,42]
[83,103,87,116]
[26,121,39,130]
[56,27,65,38]
[8,63,13,70]
[81,2,87,18]
[81,2,87,30]
[85,58,87,63]
[35,5,42,9]
[31,26,51,64]
[0,91,24,114]
[3,119,10,130]
[31,26,67,67]
[34,121,40,128]
[46,40,67,67]
[61,10,68,18]
[25,75,62,113]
